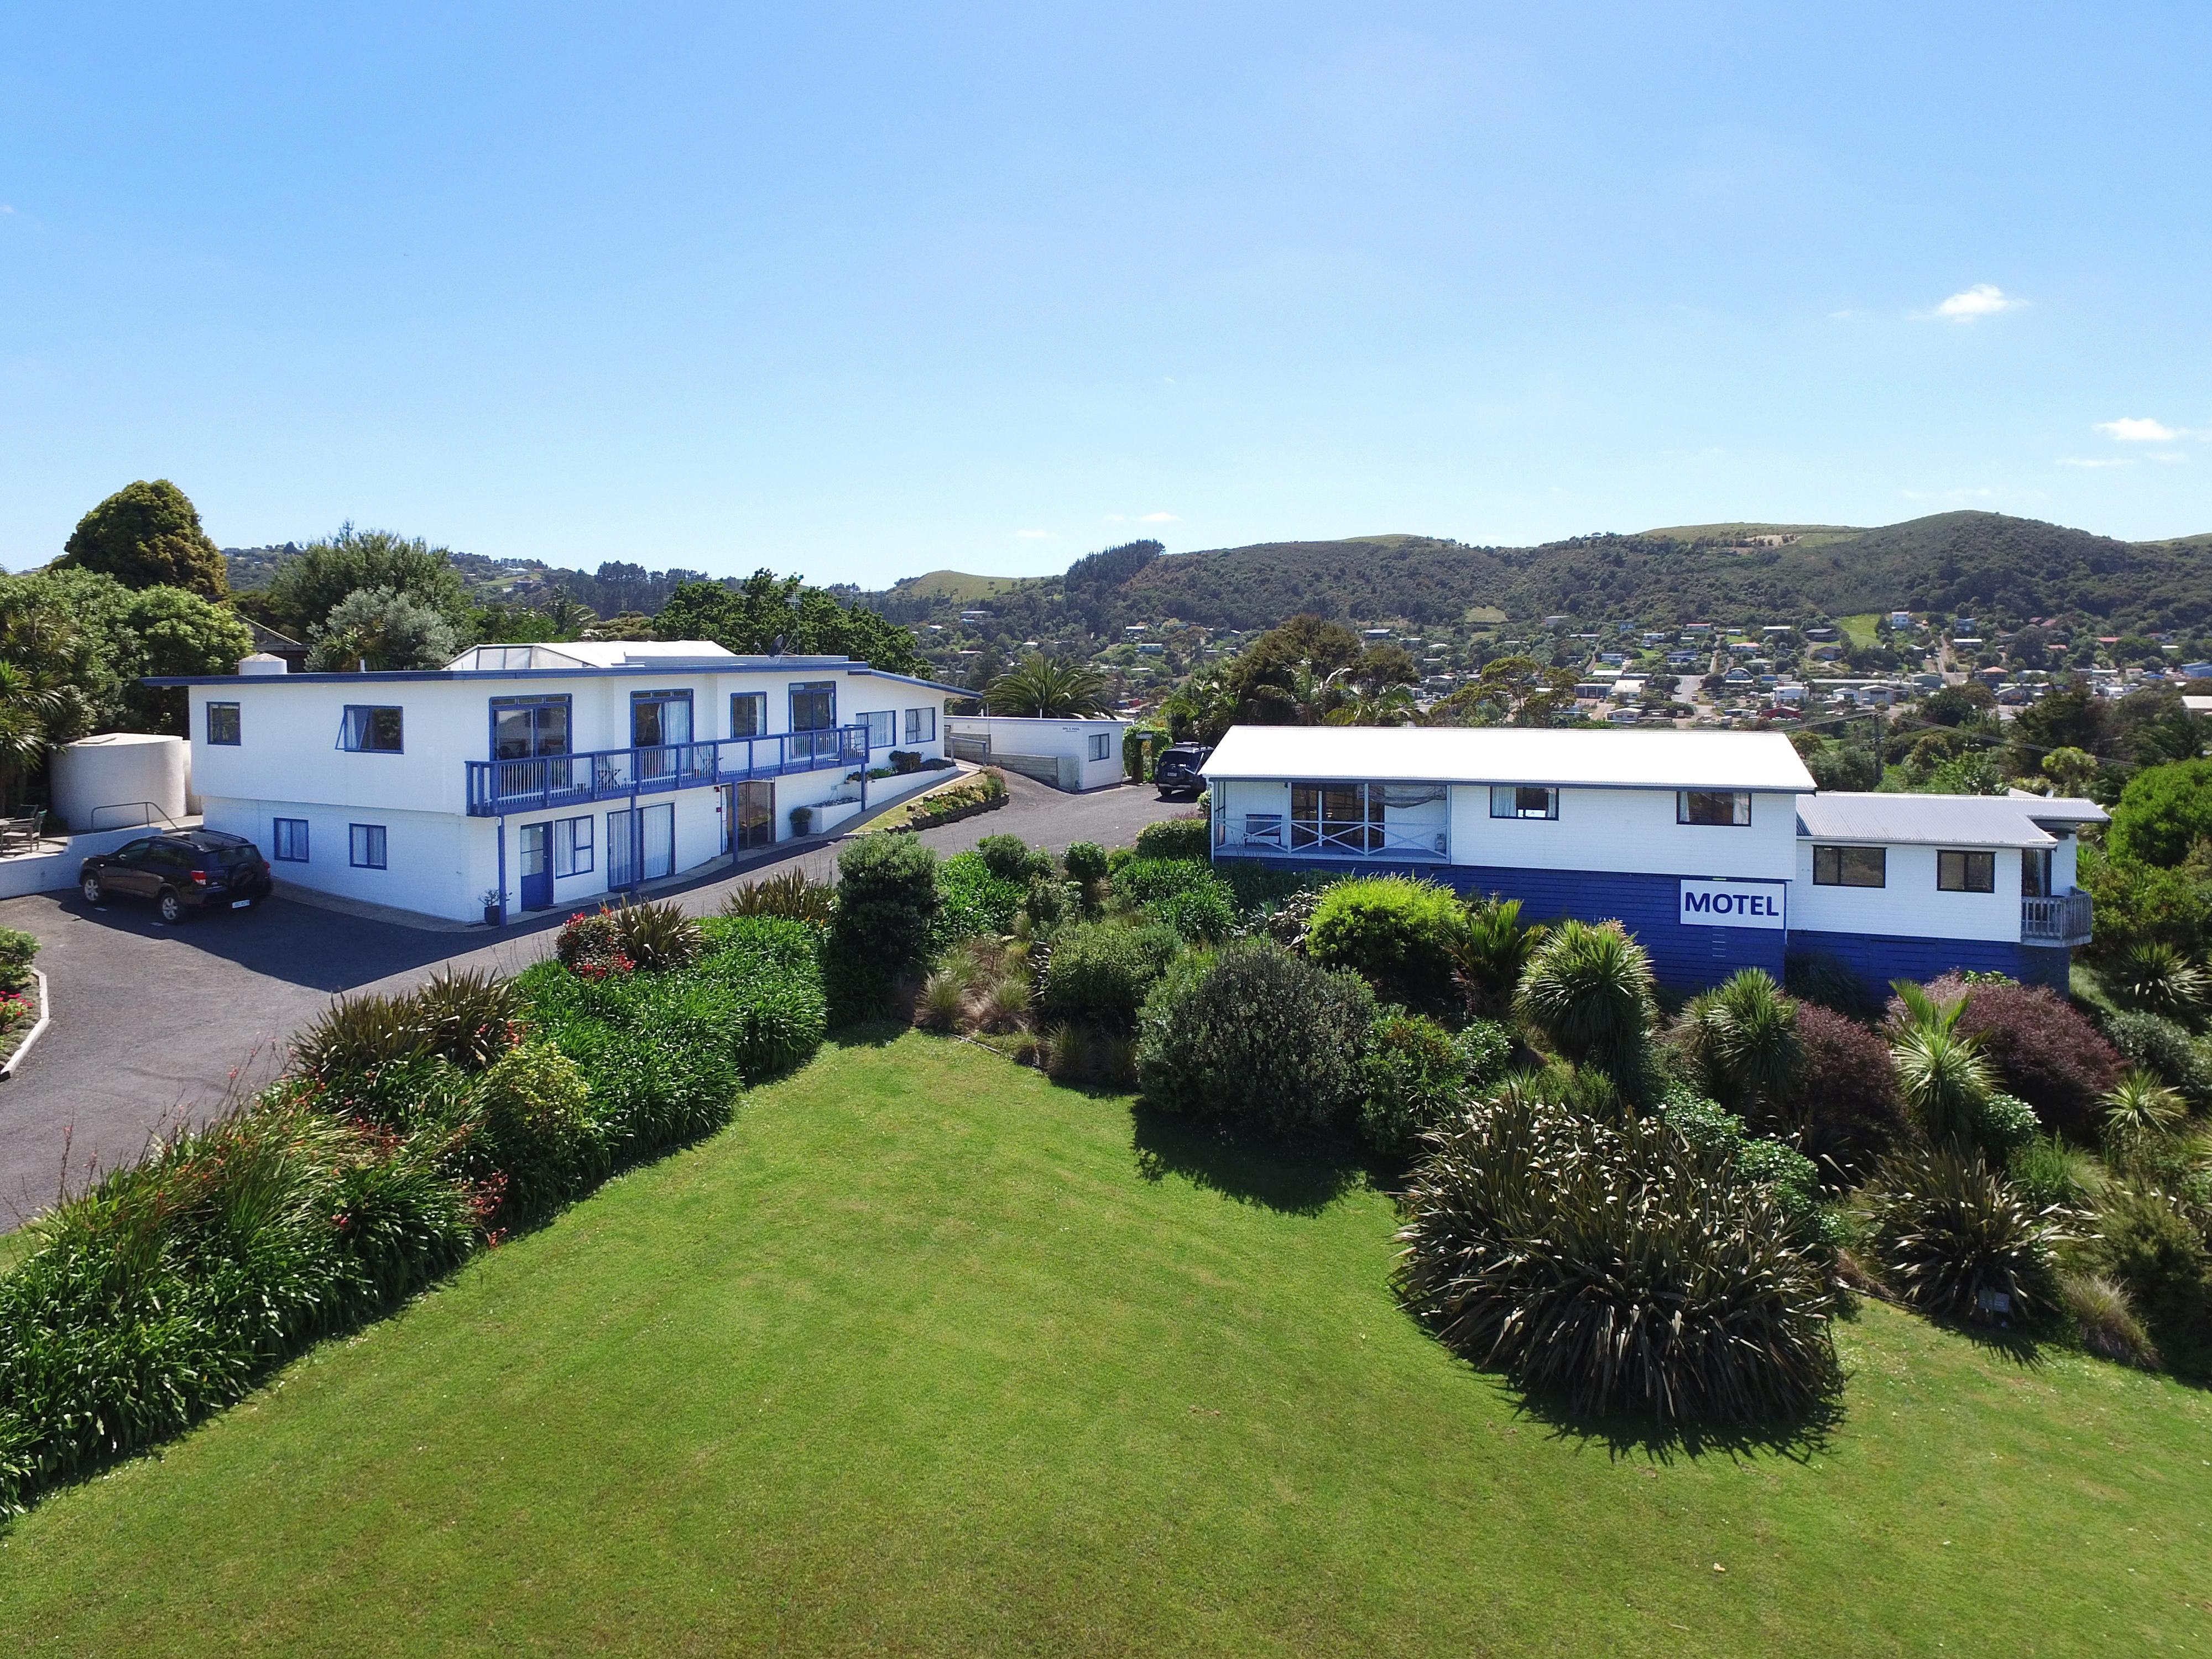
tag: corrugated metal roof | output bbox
[1794,792,2105,848]
[1200,725,1816,791]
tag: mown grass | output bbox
[1836,612,1882,649]
[2,1034,2206,1656]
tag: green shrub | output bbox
[2107,757,2212,867]
[1661,1091,1828,1238]
[825,835,940,1020]
[467,1042,606,1224]
[1452,1018,1517,1089]
[1021,873,1073,931]
[1888,983,1998,1147]
[1305,876,1468,1013]
[1115,857,1237,943]
[555,907,629,976]
[292,991,430,1082]
[1062,841,1109,885]
[0,924,39,992]
[1133,816,1211,862]
[1137,940,1375,1134]
[1974,1092,2042,1162]
[932,851,1027,948]
[2103,1009,2212,1102]
[1513,920,1655,1097]
[2101,1068,2189,1146]
[2057,1270,2161,1369]
[2079,841,2210,958]
[1039,922,1182,1032]
[1916,974,2122,1144]
[1395,1087,1840,1425]
[1864,1145,2060,1323]
[1673,969,1803,1123]
[1359,1011,1467,1159]
[722,868,834,925]
[2114,941,2207,1022]
[975,833,1053,884]
[2007,1134,2104,1213]
[2088,1188,2211,1375]
[1212,860,1319,923]
[0,1099,473,1514]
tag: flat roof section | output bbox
[1201,725,1817,792]
[1796,792,2106,849]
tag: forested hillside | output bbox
[862,512,2212,638]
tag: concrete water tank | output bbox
[51,733,190,833]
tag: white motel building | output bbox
[1203,726,2103,998]
[151,640,960,925]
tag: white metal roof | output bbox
[1795,792,2106,848]
[1201,725,1816,791]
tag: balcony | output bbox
[1230,812,1449,861]
[465,727,868,817]
[2022,890,2094,947]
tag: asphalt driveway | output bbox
[0,774,1191,1223]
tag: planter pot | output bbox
[484,904,501,926]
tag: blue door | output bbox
[519,822,552,911]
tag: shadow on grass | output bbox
[1129,1104,1369,1217]
[1503,1378,1845,1465]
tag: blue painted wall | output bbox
[1223,855,1786,990]
[1785,929,2066,1000]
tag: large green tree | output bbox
[58,479,228,598]
[0,566,252,738]
[265,525,474,638]
[655,571,927,676]
[2109,759,2212,868]
[307,587,463,671]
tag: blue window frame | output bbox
[790,681,836,732]
[862,710,895,748]
[554,814,593,877]
[630,689,692,748]
[206,702,241,745]
[731,691,767,737]
[491,695,571,760]
[338,706,404,753]
[905,706,936,744]
[272,818,309,862]
[348,823,387,869]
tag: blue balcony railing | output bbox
[465,726,868,817]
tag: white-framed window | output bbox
[348,823,388,869]
[272,818,309,862]
[1490,785,1558,820]
[863,710,896,748]
[1678,790,1751,826]
[206,702,241,745]
[905,706,936,743]
[554,815,594,877]
[338,706,404,753]
[1087,733,1112,761]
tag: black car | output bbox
[79,830,274,924]
[1154,743,1212,800]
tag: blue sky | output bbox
[3,3,2208,586]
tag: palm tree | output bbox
[1680,969,1803,1123]
[1322,683,1419,727]
[1888,981,1995,1146]
[1513,919,1655,1095]
[986,655,1110,718]
[0,660,69,813]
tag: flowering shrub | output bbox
[556,907,628,977]
[1910,974,2121,1142]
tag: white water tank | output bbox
[51,733,190,833]
[239,653,289,676]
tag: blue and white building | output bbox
[1203,726,2103,994]
[149,640,960,924]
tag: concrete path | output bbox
[0,775,1189,1223]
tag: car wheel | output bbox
[157,888,185,925]
[81,873,103,903]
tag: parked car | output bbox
[1154,744,1212,800]
[79,830,274,924]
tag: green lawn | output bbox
[2,1035,2206,1657]
[1837,613,1882,649]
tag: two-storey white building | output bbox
[150,641,959,924]
[1203,725,2103,995]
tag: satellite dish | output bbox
[771,634,786,656]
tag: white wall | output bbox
[943,716,1126,791]
[1787,839,2024,943]
[204,796,485,920]
[1447,785,1799,879]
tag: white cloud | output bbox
[2095,416,2178,442]
[1138,511,1180,523]
[1931,283,2023,321]
[1014,528,1055,540]
[2058,456,2133,468]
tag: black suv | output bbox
[1154,744,1212,800]
[80,830,274,924]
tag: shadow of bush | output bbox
[1129,1103,1366,1217]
